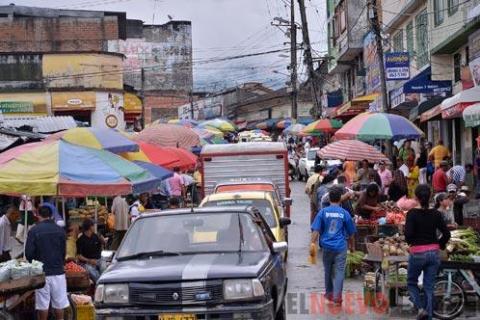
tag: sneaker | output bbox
[416,308,428,320]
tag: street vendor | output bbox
[355,182,381,219]
[447,184,469,226]
[0,205,20,262]
[434,193,457,230]
[76,219,105,282]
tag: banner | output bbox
[470,56,480,87]
[385,52,410,81]
[363,32,380,93]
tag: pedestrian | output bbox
[25,204,69,320]
[306,165,324,223]
[434,193,456,229]
[448,163,466,187]
[355,183,382,219]
[356,159,370,189]
[428,140,450,168]
[314,172,338,223]
[388,170,408,202]
[110,195,129,250]
[417,142,428,184]
[0,205,20,262]
[464,164,476,198]
[140,192,154,210]
[398,140,413,163]
[76,218,105,282]
[128,196,144,222]
[405,184,450,320]
[432,161,449,193]
[319,176,357,216]
[343,160,356,186]
[377,161,392,195]
[447,184,469,226]
[167,167,186,206]
[310,187,356,305]
[406,157,420,198]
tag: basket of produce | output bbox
[69,205,109,225]
[346,251,365,277]
[65,262,90,290]
[444,228,480,264]
[372,234,410,257]
[70,294,95,320]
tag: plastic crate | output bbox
[366,243,383,260]
[74,303,95,320]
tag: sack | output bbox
[30,260,43,276]
[10,262,31,280]
[0,265,10,281]
[107,213,115,230]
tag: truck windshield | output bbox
[203,199,277,228]
[116,213,267,260]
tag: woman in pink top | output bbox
[377,161,392,195]
[168,167,185,201]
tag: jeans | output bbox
[322,248,347,303]
[407,250,440,319]
[82,261,101,283]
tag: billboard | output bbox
[470,56,480,87]
[363,32,380,93]
[385,52,410,81]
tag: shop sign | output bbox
[441,104,470,119]
[469,29,480,60]
[470,55,480,87]
[385,52,410,81]
[0,101,34,113]
[390,86,405,109]
[420,105,442,122]
[52,92,96,111]
[364,32,381,93]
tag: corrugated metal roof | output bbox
[0,115,77,133]
[201,142,286,155]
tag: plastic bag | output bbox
[0,265,10,282]
[30,260,43,276]
[10,262,31,280]
[308,243,318,265]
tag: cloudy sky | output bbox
[7,0,328,91]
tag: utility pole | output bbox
[369,0,389,113]
[290,0,298,119]
[297,0,321,118]
[140,67,145,129]
[189,90,195,119]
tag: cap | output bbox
[447,184,458,192]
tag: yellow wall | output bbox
[0,92,48,114]
[43,54,123,90]
[51,91,96,111]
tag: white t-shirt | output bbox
[399,164,409,177]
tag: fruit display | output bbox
[68,205,109,225]
[64,261,86,273]
[373,234,409,257]
[355,202,407,226]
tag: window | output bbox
[393,30,404,52]
[406,21,414,57]
[339,4,346,32]
[415,10,429,68]
[434,0,445,26]
[453,53,461,83]
[448,0,459,15]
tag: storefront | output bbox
[335,93,378,119]
[123,92,142,131]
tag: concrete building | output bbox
[109,19,193,124]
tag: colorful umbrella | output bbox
[121,141,180,168]
[192,127,224,139]
[301,119,343,136]
[47,127,138,153]
[165,147,197,170]
[133,161,173,181]
[334,112,424,141]
[283,124,305,135]
[0,140,162,196]
[167,118,199,127]
[276,118,294,129]
[199,119,236,132]
[256,119,278,130]
[135,124,200,149]
[317,140,390,163]
[200,136,227,145]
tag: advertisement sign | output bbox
[91,92,125,130]
[51,92,96,111]
[385,52,410,81]
[363,32,380,93]
[0,93,47,114]
[0,101,34,113]
[470,56,480,87]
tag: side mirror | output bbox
[283,198,292,206]
[272,242,288,254]
[279,217,291,228]
[101,250,115,262]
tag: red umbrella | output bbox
[164,147,197,170]
[317,140,390,163]
[134,124,200,149]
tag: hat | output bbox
[440,160,449,167]
[447,184,458,192]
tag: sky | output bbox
[6,0,328,92]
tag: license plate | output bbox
[159,314,197,320]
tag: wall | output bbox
[91,91,125,130]
[108,21,193,92]
[0,16,119,52]
[0,54,43,90]
[43,53,123,90]
[144,94,189,123]
[0,92,48,114]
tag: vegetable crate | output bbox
[66,271,90,291]
[74,302,95,320]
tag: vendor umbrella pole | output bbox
[23,202,28,259]
[61,197,66,222]
[95,197,98,234]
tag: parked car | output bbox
[200,191,291,242]
[297,148,319,181]
[95,207,288,320]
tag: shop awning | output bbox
[336,94,378,117]
[51,92,96,111]
[124,92,142,114]
[420,105,443,122]
[441,86,480,119]
[413,96,447,122]
[403,67,452,94]
[463,103,480,127]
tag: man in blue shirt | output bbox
[311,187,356,305]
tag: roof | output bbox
[215,178,275,186]
[201,142,287,155]
[0,115,77,133]
[136,206,255,219]
[202,191,273,202]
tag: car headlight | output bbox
[223,279,264,300]
[95,284,129,304]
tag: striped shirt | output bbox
[448,166,466,185]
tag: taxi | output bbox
[200,191,290,242]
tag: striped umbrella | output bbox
[47,127,139,153]
[301,119,343,136]
[276,118,294,129]
[135,124,200,149]
[334,112,423,141]
[0,140,162,196]
[318,140,390,163]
